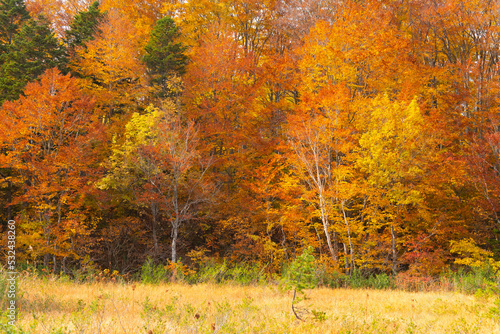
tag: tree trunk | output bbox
[343,243,349,272]
[171,222,178,263]
[62,257,67,275]
[390,225,397,273]
[341,201,355,275]
[319,193,337,262]
[151,202,159,259]
[322,216,337,263]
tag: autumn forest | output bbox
[1,0,500,281]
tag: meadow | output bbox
[3,270,500,334]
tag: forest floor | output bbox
[8,274,500,333]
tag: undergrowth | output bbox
[3,260,500,295]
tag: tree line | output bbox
[1,0,500,278]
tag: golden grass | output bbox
[12,275,500,333]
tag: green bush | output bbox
[341,270,395,290]
[345,269,366,289]
[316,267,348,288]
[315,267,395,290]
[367,272,395,289]
[444,266,499,294]
[140,258,169,284]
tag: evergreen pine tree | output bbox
[0,0,30,53]
[64,1,105,52]
[0,15,66,102]
[143,17,188,97]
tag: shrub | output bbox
[185,260,266,285]
[140,258,169,284]
[282,246,318,320]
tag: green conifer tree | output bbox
[143,17,188,97]
[0,15,66,102]
[0,0,30,53]
[64,1,105,52]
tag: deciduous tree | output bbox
[0,68,101,271]
[358,95,429,272]
[99,102,213,263]
[71,9,147,120]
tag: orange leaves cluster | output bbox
[1,68,102,265]
[70,9,147,119]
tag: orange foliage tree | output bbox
[70,8,147,122]
[0,68,102,272]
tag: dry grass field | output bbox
[4,273,500,334]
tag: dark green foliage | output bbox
[315,268,397,289]
[0,15,66,102]
[0,0,29,53]
[0,0,30,102]
[344,269,395,289]
[143,16,188,97]
[64,1,105,52]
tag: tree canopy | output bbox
[1,0,500,278]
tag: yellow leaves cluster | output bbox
[358,95,425,201]
[450,238,500,272]
[97,104,165,191]
[162,0,232,49]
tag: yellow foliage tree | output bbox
[99,102,213,263]
[358,95,429,272]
